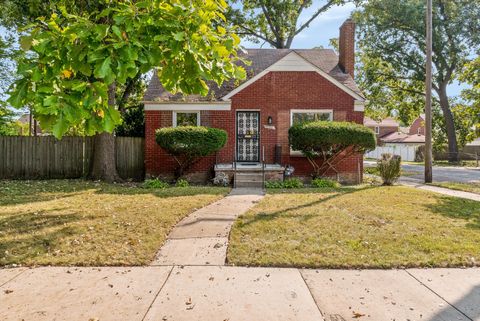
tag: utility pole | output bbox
[425,0,433,183]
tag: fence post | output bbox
[476,152,479,168]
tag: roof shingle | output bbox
[143,48,363,102]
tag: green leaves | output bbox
[9,0,245,139]
[94,57,114,84]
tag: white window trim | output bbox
[375,126,380,135]
[290,109,334,126]
[290,109,334,156]
[172,111,201,127]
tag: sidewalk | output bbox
[400,177,480,202]
[1,266,479,321]
[151,188,264,266]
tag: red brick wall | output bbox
[145,71,365,183]
[339,19,355,79]
[409,117,425,135]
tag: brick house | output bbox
[364,117,399,140]
[143,19,366,186]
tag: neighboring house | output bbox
[364,117,399,140]
[364,115,426,161]
[409,114,426,136]
[143,19,366,184]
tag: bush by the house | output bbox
[377,153,402,185]
[265,178,304,189]
[175,178,190,187]
[156,126,227,179]
[143,178,169,189]
[311,178,340,188]
[415,145,425,162]
[289,121,376,178]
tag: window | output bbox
[375,126,380,135]
[290,109,333,126]
[173,111,200,127]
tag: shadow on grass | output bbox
[238,185,379,227]
[0,179,229,206]
[0,211,82,265]
[425,195,480,229]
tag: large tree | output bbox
[8,0,245,182]
[355,0,480,161]
[228,0,349,48]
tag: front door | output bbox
[236,111,260,162]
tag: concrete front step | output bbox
[235,181,264,188]
[235,176,263,183]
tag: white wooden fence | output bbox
[365,145,420,161]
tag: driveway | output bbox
[365,160,480,183]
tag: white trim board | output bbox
[222,51,365,102]
[354,101,365,112]
[144,102,231,111]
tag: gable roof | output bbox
[364,117,399,128]
[381,132,426,144]
[143,48,364,103]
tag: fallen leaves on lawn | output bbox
[353,311,365,318]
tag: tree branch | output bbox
[294,0,337,36]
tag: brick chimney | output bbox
[339,19,356,78]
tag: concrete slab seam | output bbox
[404,269,473,321]
[298,269,326,319]
[0,269,28,288]
[141,266,174,321]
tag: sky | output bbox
[240,1,465,97]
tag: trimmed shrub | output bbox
[143,178,169,189]
[289,121,376,178]
[156,126,227,179]
[311,178,340,188]
[175,178,190,187]
[377,153,402,185]
[265,178,304,189]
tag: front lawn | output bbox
[431,182,480,195]
[228,186,480,268]
[0,180,228,266]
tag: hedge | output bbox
[288,121,376,179]
[289,121,376,152]
[155,126,227,178]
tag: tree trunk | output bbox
[438,85,459,162]
[89,83,121,182]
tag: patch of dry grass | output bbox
[228,186,480,268]
[0,180,228,266]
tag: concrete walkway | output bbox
[151,188,264,266]
[1,266,479,321]
[400,177,480,202]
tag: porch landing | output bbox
[214,163,285,188]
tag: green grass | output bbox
[431,182,480,195]
[228,186,480,269]
[0,180,228,266]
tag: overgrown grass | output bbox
[431,182,480,195]
[0,180,228,266]
[228,186,480,269]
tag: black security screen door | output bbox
[236,111,260,162]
